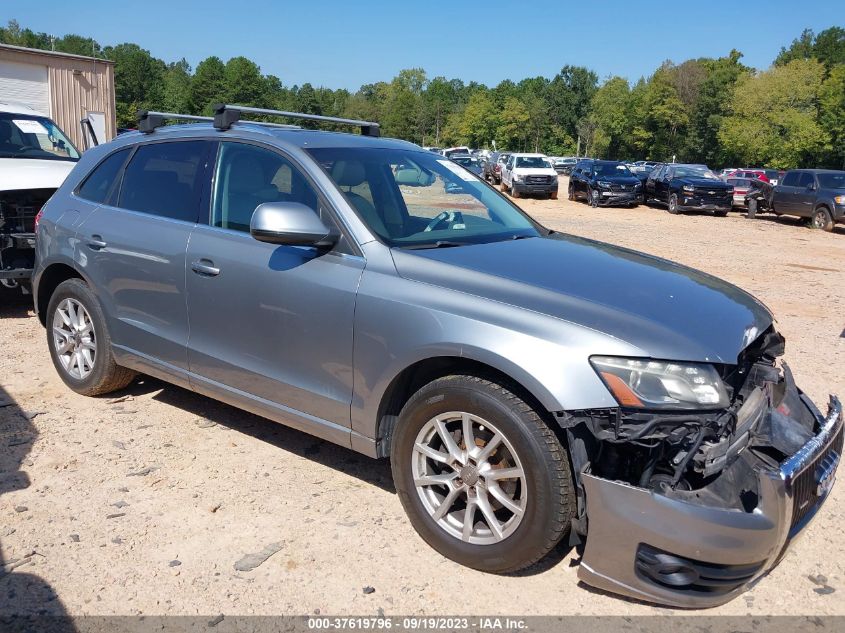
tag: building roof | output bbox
[0,100,42,115]
[0,43,114,64]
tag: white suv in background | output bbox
[500,153,558,199]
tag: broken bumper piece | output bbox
[578,394,843,608]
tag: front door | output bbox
[185,141,363,436]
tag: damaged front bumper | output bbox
[577,392,843,608]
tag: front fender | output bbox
[350,267,638,443]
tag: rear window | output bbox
[118,141,210,222]
[76,148,131,204]
[817,173,845,189]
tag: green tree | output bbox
[497,97,530,151]
[719,59,828,168]
[588,77,631,158]
[819,64,845,168]
[103,43,166,126]
[161,59,193,114]
[455,90,498,148]
[189,56,226,115]
[776,27,845,71]
[224,56,267,106]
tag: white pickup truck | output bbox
[0,101,79,296]
[500,153,559,199]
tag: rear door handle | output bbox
[191,259,220,277]
[87,235,107,250]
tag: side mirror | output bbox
[250,202,337,248]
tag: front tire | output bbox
[811,206,834,232]
[391,375,575,573]
[46,278,135,396]
[511,187,520,199]
[668,193,680,214]
[549,190,558,200]
[590,188,599,208]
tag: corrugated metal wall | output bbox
[0,46,115,151]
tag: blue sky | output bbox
[4,0,844,89]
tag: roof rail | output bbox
[137,110,214,133]
[212,104,381,137]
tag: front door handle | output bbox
[191,259,220,277]
[87,235,107,250]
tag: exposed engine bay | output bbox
[561,327,821,521]
[0,188,54,290]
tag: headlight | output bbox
[513,173,523,182]
[634,182,642,189]
[835,195,845,204]
[597,180,612,188]
[682,184,695,193]
[590,356,729,410]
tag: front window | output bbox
[309,147,541,248]
[672,165,719,180]
[817,173,845,189]
[0,112,80,161]
[593,163,633,177]
[515,156,551,169]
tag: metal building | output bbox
[0,43,116,149]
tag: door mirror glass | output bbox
[250,202,337,247]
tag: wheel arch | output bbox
[373,354,561,458]
[36,262,86,326]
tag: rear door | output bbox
[793,172,817,217]
[773,170,800,214]
[185,140,363,436]
[76,139,214,372]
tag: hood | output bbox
[676,177,731,189]
[595,174,640,185]
[0,158,76,192]
[392,235,772,364]
[513,167,557,176]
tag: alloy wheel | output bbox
[411,412,527,545]
[52,298,97,380]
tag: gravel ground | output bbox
[1,177,843,617]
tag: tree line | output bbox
[2,20,843,169]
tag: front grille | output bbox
[788,424,843,530]
[610,184,634,193]
[636,545,764,596]
[691,188,731,204]
[526,175,551,184]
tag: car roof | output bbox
[112,122,421,152]
[511,153,546,157]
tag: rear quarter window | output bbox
[76,148,131,204]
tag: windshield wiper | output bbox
[401,240,466,250]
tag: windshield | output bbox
[452,156,478,167]
[673,165,718,179]
[817,173,845,189]
[515,156,551,169]
[309,147,541,248]
[0,113,80,161]
[593,163,633,177]
[727,178,752,187]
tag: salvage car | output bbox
[645,163,733,215]
[771,169,845,231]
[500,153,558,199]
[568,159,642,207]
[450,153,483,177]
[726,177,754,209]
[1,101,80,296]
[33,105,842,609]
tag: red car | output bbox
[733,169,769,183]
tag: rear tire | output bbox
[391,375,575,574]
[46,278,135,396]
[568,185,575,201]
[811,206,834,232]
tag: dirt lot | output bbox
[1,178,844,617]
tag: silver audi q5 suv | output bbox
[32,105,842,608]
